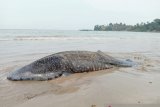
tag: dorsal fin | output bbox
[97,50,116,61]
[97,50,105,56]
[97,50,102,53]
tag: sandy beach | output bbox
[1,52,160,107]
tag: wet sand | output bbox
[0,52,160,107]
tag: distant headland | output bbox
[80,29,93,31]
[80,19,160,32]
[94,19,160,32]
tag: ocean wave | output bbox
[0,36,109,41]
[0,38,13,41]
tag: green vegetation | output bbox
[94,19,160,32]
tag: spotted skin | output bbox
[7,51,135,81]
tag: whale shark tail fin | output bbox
[97,50,136,67]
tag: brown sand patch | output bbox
[53,86,79,94]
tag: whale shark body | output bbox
[7,51,135,81]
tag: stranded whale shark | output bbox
[7,51,135,81]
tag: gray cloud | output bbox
[0,0,160,30]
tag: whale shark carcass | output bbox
[7,51,135,81]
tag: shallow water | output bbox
[1,30,160,54]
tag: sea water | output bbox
[1,30,160,54]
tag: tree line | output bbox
[94,19,160,32]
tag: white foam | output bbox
[0,36,112,41]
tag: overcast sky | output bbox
[0,0,160,30]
